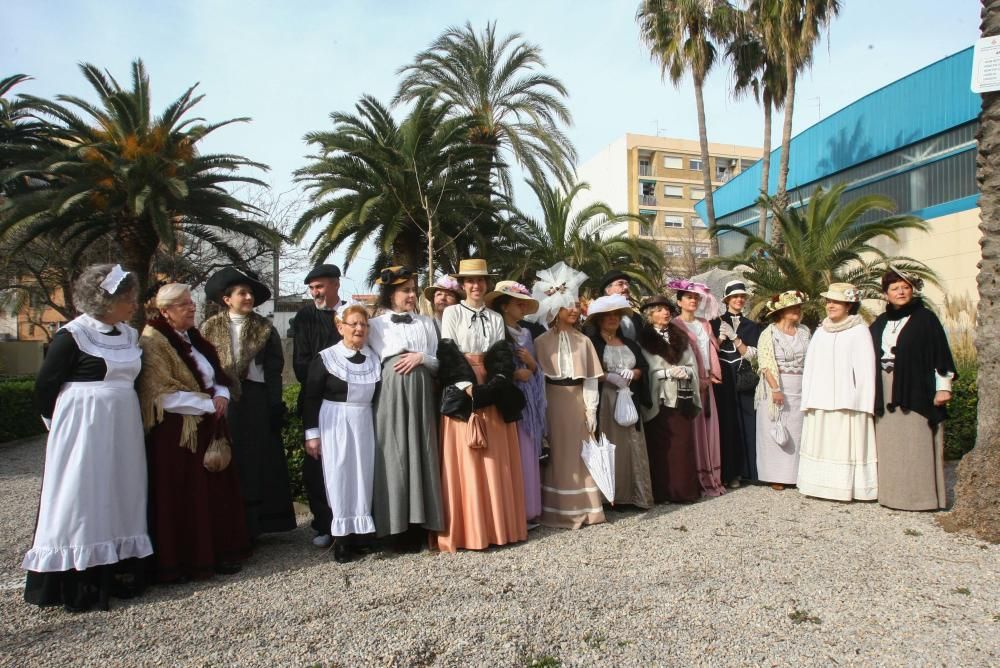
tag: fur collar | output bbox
[201,311,271,400]
[638,322,689,365]
[147,315,231,393]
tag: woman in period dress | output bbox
[200,267,296,539]
[368,266,444,550]
[797,283,878,502]
[485,280,546,524]
[585,295,654,509]
[532,263,606,529]
[422,275,463,335]
[870,268,956,511]
[711,280,762,487]
[138,283,250,582]
[434,259,527,552]
[754,291,811,490]
[668,278,726,497]
[303,304,380,563]
[637,296,702,504]
[24,264,153,611]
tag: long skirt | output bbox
[598,385,653,508]
[693,385,726,497]
[715,366,758,482]
[318,400,376,536]
[434,355,527,552]
[797,408,877,501]
[643,407,700,503]
[373,362,444,537]
[228,380,297,537]
[875,371,947,510]
[147,413,251,583]
[540,384,606,529]
[755,373,805,485]
[23,380,153,607]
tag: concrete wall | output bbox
[0,341,45,375]
[574,136,629,236]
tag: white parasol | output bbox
[581,433,616,504]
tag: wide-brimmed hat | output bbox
[375,266,415,286]
[205,267,271,306]
[530,261,588,325]
[820,282,860,303]
[422,275,465,302]
[640,295,678,314]
[884,264,925,292]
[598,270,630,293]
[722,279,750,301]
[484,280,539,314]
[451,258,496,279]
[763,290,808,317]
[666,277,712,297]
[303,264,341,284]
[585,294,632,324]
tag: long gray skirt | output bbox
[598,384,653,508]
[372,362,444,537]
[875,370,947,511]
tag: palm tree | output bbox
[707,183,935,327]
[0,73,54,197]
[494,178,665,295]
[726,7,786,242]
[755,0,841,223]
[294,94,497,285]
[395,21,576,195]
[0,60,277,305]
[637,0,736,255]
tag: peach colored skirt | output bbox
[434,354,528,552]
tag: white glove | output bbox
[667,366,691,380]
[586,410,597,434]
[718,322,737,341]
[619,368,634,382]
[605,372,629,389]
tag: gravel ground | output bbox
[1,435,997,667]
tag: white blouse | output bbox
[229,313,264,383]
[682,319,711,368]
[441,302,505,353]
[368,311,439,373]
[161,330,231,416]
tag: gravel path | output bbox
[1,435,997,667]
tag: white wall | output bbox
[573,136,629,237]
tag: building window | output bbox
[691,215,707,228]
[689,159,703,171]
[638,159,652,176]
[694,245,710,258]
[663,215,684,228]
[663,156,683,169]
[640,181,657,206]
[639,210,656,237]
[690,187,705,201]
[664,184,683,198]
[716,165,731,181]
[664,244,683,257]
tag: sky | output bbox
[3,0,982,298]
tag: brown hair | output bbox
[336,304,369,324]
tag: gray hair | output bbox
[74,264,139,318]
[155,283,192,309]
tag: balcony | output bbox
[638,164,653,177]
[640,194,657,206]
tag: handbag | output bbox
[675,379,698,418]
[203,417,233,472]
[735,358,759,393]
[770,410,790,447]
[613,387,639,427]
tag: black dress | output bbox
[711,312,762,483]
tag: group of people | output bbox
[22,258,958,612]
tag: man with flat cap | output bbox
[291,263,348,547]
[598,270,643,340]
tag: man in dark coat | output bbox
[291,263,347,547]
[597,270,643,340]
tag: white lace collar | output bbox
[63,314,141,362]
[319,341,380,384]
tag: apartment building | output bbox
[576,134,762,270]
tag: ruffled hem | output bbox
[330,516,374,537]
[22,534,154,573]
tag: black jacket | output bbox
[437,338,526,423]
[588,331,652,410]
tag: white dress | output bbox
[755,325,810,485]
[23,315,153,573]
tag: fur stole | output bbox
[638,322,689,365]
[200,311,272,401]
[137,316,231,452]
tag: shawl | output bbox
[589,329,652,409]
[137,315,232,452]
[754,324,810,419]
[637,321,690,365]
[534,327,602,380]
[869,298,957,425]
[821,313,864,333]
[637,322,701,421]
[201,311,273,401]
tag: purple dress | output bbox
[509,325,545,520]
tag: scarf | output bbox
[200,310,272,401]
[821,313,864,333]
[755,325,782,419]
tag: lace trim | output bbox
[319,342,381,384]
[64,317,142,362]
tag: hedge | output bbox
[281,383,306,502]
[944,358,978,461]
[0,376,45,443]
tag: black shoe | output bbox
[539,446,551,465]
[215,562,242,575]
[333,543,352,564]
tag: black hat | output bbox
[640,295,679,315]
[304,264,342,284]
[205,267,272,306]
[599,270,630,292]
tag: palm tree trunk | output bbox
[118,222,157,328]
[773,51,798,248]
[759,91,774,243]
[938,0,1000,544]
[693,74,718,257]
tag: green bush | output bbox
[944,358,977,460]
[0,377,45,443]
[281,383,306,502]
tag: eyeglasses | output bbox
[341,320,368,329]
[168,300,195,309]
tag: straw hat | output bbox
[820,282,860,303]
[763,290,808,317]
[722,279,750,301]
[450,258,495,279]
[585,294,632,324]
[484,280,539,314]
[374,266,415,286]
[422,275,464,302]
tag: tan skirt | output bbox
[875,370,947,510]
[540,384,606,529]
[433,355,527,552]
[598,384,653,508]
